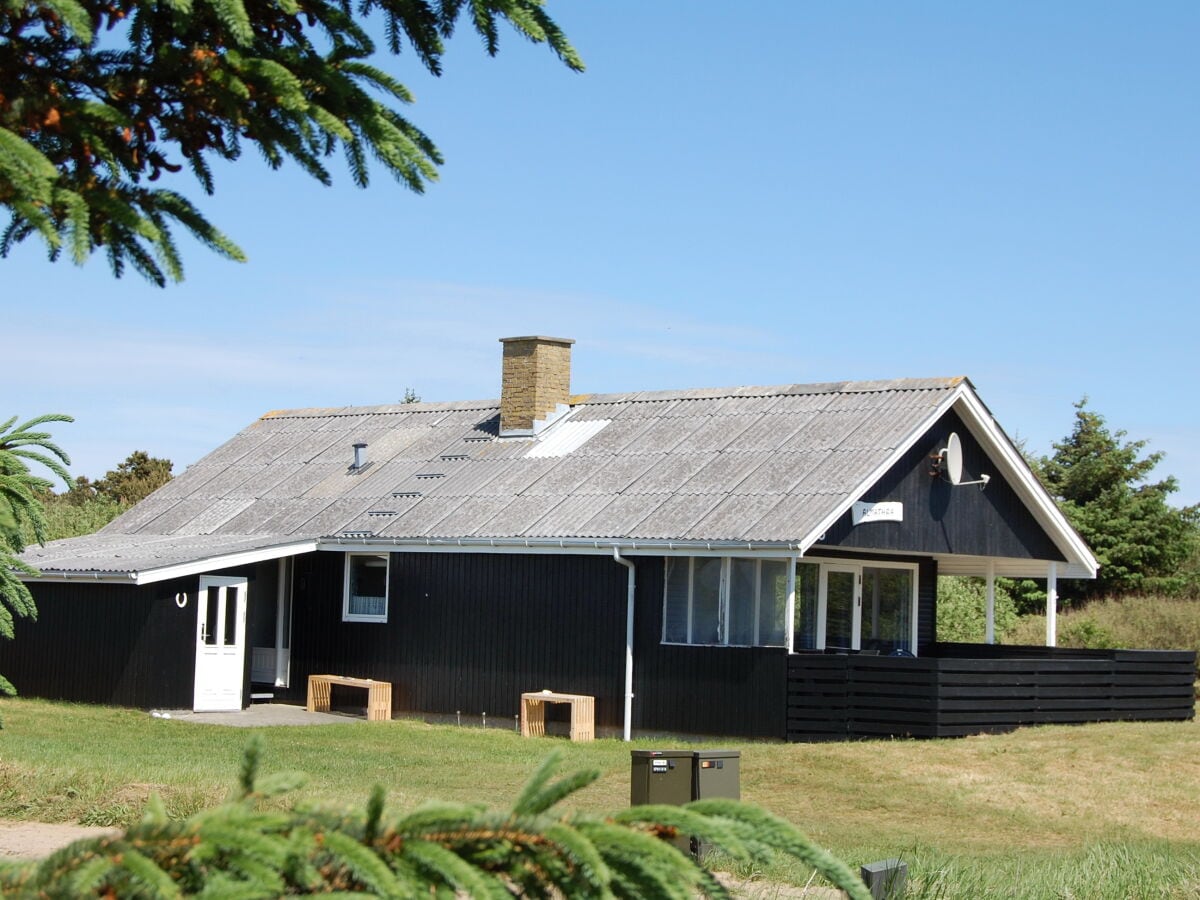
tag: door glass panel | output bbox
[794,563,819,649]
[759,560,788,646]
[825,570,856,651]
[203,586,220,646]
[222,589,238,646]
[863,567,912,653]
[691,557,722,644]
[727,559,756,645]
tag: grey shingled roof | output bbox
[24,378,962,574]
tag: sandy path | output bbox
[0,819,121,862]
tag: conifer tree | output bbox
[0,0,582,286]
[1035,399,1198,598]
[95,449,173,504]
[0,741,873,898]
[0,414,72,698]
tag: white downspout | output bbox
[613,548,636,742]
[1046,561,1058,647]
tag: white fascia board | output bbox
[29,540,319,586]
[22,570,137,585]
[798,389,965,554]
[951,388,1098,578]
[130,540,319,585]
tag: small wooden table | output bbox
[520,691,595,742]
[307,674,392,722]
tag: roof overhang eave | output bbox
[318,536,807,557]
[24,539,319,586]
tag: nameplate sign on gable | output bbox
[852,501,903,526]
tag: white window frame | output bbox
[663,555,920,655]
[807,556,919,655]
[342,552,389,623]
[661,557,790,648]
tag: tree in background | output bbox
[0,414,72,697]
[28,450,173,541]
[1,0,581,285]
[94,449,173,504]
[1034,399,1198,600]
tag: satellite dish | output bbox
[943,432,964,485]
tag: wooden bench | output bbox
[520,691,595,742]
[306,674,392,722]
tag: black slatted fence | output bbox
[787,645,1195,741]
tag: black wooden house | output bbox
[8,337,1195,738]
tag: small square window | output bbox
[343,553,388,622]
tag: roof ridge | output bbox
[255,377,962,420]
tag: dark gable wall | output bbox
[3,576,196,708]
[283,551,629,728]
[819,408,1065,561]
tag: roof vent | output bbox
[499,336,575,437]
[352,442,368,470]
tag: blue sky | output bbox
[6,3,1199,505]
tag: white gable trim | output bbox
[949,387,1097,577]
[799,382,1098,578]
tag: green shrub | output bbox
[936,576,1018,643]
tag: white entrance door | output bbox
[194,576,248,712]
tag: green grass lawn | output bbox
[1,698,1198,897]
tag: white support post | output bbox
[1046,561,1058,647]
[275,558,288,686]
[785,556,797,653]
[985,560,996,645]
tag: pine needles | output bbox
[0,0,584,285]
[0,738,871,898]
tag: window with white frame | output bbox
[343,553,389,622]
[664,555,918,654]
[662,557,789,647]
[794,558,917,654]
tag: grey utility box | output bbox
[692,749,740,801]
[630,750,694,806]
[630,750,694,852]
[860,858,908,899]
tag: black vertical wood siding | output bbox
[820,409,1065,561]
[2,578,196,708]
[632,557,788,739]
[282,551,629,727]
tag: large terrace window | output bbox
[664,557,917,654]
[663,557,789,647]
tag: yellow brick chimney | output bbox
[499,336,575,436]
